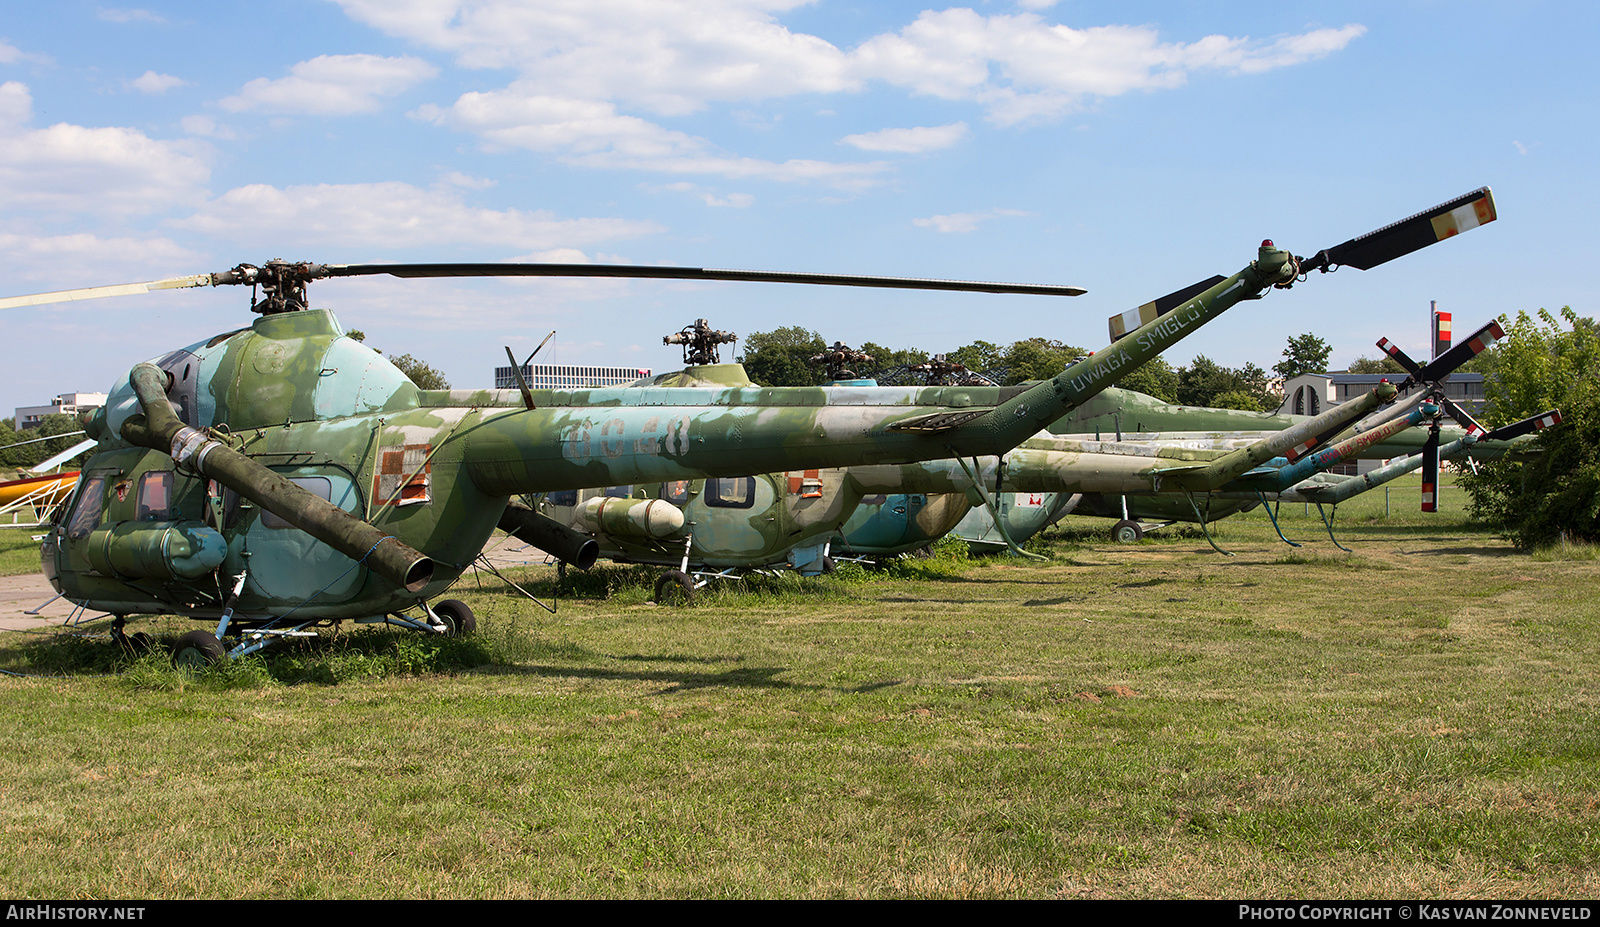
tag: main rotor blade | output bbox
[0,273,218,310]
[1108,275,1226,342]
[326,263,1087,297]
[1301,187,1497,273]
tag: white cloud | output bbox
[0,40,51,66]
[419,85,892,187]
[435,170,495,190]
[0,233,204,286]
[841,122,968,153]
[337,0,858,115]
[912,208,1032,234]
[180,114,236,139]
[646,181,754,208]
[0,82,211,217]
[221,54,439,115]
[97,8,165,24]
[337,2,1364,171]
[853,13,1366,124]
[174,181,664,251]
[0,81,30,129]
[129,71,184,94]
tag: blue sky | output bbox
[1,1,1594,416]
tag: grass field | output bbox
[1,477,1597,898]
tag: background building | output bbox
[14,392,107,430]
[494,364,652,391]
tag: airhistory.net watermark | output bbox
[5,907,145,920]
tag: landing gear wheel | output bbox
[1112,519,1144,543]
[912,545,934,560]
[433,599,476,636]
[172,630,226,669]
[654,570,695,605]
[820,556,837,575]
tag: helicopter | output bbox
[528,188,1513,582]
[518,335,1052,599]
[15,242,1316,662]
[507,326,876,602]
[947,316,1562,553]
[850,301,1558,559]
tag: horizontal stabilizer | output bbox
[887,409,990,433]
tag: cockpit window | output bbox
[136,471,173,521]
[705,476,755,509]
[66,477,106,540]
[660,480,691,504]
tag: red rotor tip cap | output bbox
[1261,239,1274,248]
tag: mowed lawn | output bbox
[1,477,1596,898]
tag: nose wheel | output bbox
[430,599,476,636]
[172,629,226,668]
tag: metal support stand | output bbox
[953,453,1045,562]
[1315,502,1353,552]
[1184,490,1233,557]
[1258,491,1302,547]
[472,553,559,615]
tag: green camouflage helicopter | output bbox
[14,249,1296,662]
[517,337,1041,600]
[948,315,1561,553]
[527,188,1516,584]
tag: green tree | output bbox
[1000,338,1088,385]
[1479,307,1600,427]
[945,340,1005,382]
[858,341,930,386]
[1346,354,1404,375]
[1,413,87,469]
[1175,356,1271,409]
[1113,355,1179,403]
[389,354,451,390]
[1210,389,1266,412]
[1459,307,1600,546]
[1273,333,1331,380]
[739,327,826,387]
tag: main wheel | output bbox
[1111,519,1144,543]
[172,630,226,669]
[433,599,476,636]
[654,570,695,605]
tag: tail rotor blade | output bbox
[1375,336,1425,380]
[1438,396,1487,437]
[1421,425,1441,513]
[1300,187,1497,273]
[1415,318,1507,383]
[1481,409,1562,443]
